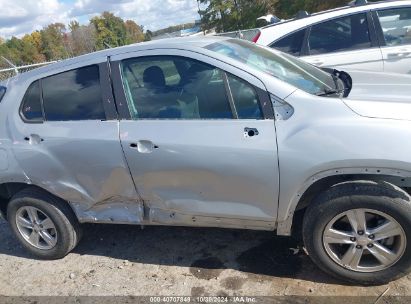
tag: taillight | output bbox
[252,31,261,43]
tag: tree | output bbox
[199,0,268,33]
[145,30,153,41]
[273,0,347,18]
[90,12,127,49]
[68,20,80,32]
[2,37,24,64]
[67,23,97,56]
[30,31,43,55]
[40,23,68,60]
[21,34,45,63]
[199,0,233,32]
[124,20,145,44]
[199,0,355,32]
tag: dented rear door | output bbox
[10,58,143,224]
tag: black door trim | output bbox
[108,60,132,120]
[99,61,118,120]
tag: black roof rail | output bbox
[295,10,310,19]
[348,0,368,7]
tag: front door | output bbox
[111,50,279,228]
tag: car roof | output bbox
[258,0,411,43]
[12,36,230,82]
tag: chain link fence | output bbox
[0,70,16,82]
[0,60,56,82]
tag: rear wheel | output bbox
[303,181,411,285]
[7,187,82,259]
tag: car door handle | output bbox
[24,134,44,144]
[244,128,259,138]
[129,140,159,153]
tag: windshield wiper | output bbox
[316,88,344,97]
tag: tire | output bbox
[7,187,82,260]
[303,180,411,285]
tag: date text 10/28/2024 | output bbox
[150,297,257,303]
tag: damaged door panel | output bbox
[110,50,280,227]
[10,59,144,224]
[12,120,144,223]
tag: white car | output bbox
[255,0,411,74]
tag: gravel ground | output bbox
[0,219,410,298]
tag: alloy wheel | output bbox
[322,208,406,272]
[15,206,58,250]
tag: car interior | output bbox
[121,57,233,119]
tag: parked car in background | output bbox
[255,0,411,74]
[1,37,411,285]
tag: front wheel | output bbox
[303,181,411,285]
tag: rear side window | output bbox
[271,29,306,56]
[21,81,43,122]
[377,7,411,47]
[0,86,6,102]
[308,13,372,55]
[42,65,105,121]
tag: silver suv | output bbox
[1,37,411,285]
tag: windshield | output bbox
[0,86,6,103]
[205,39,336,96]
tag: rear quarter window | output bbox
[20,81,43,122]
[0,86,6,102]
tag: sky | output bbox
[0,0,202,38]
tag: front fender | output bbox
[275,90,411,236]
[276,167,411,236]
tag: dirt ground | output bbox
[0,218,410,299]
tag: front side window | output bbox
[308,13,371,55]
[121,56,233,119]
[206,39,335,96]
[377,7,411,47]
[271,29,306,56]
[227,75,262,119]
[21,81,43,122]
[42,65,105,121]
